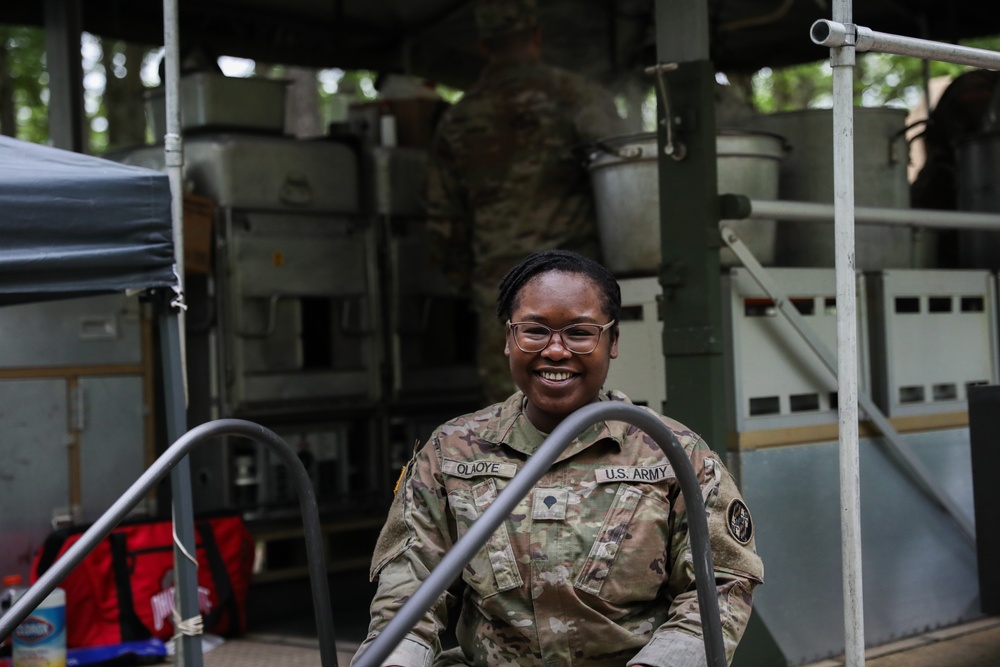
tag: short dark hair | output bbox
[495,249,622,326]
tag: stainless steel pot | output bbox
[745,107,937,269]
[586,130,785,275]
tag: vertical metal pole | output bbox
[160,308,202,667]
[653,0,728,454]
[43,0,85,152]
[830,1,865,665]
[162,0,186,284]
[161,1,198,666]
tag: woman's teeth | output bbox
[540,371,572,381]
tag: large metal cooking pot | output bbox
[586,130,785,275]
[745,107,937,269]
[956,130,1000,270]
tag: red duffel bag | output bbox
[30,514,254,648]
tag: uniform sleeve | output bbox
[351,441,458,667]
[628,441,764,667]
[424,118,474,296]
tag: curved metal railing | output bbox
[353,401,727,667]
[0,419,338,667]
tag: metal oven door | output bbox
[386,218,480,400]
[218,211,381,414]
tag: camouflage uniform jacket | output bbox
[424,55,627,293]
[354,390,764,667]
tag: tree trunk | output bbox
[285,66,323,138]
[0,29,17,136]
[103,40,149,150]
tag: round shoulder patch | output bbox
[726,498,754,545]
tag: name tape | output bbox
[442,458,518,479]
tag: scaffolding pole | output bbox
[809,10,1000,665]
[741,199,1000,230]
[822,2,865,665]
[811,19,1000,69]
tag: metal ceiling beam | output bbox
[6,1,1000,79]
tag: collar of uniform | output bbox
[481,389,634,459]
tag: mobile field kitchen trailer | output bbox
[4,1,1000,666]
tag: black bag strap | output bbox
[108,533,153,642]
[33,525,87,576]
[195,521,241,633]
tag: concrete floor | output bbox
[195,616,1000,667]
[803,616,1000,667]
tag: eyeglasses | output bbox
[506,320,616,354]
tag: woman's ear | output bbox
[609,329,619,359]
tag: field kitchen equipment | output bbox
[144,72,289,137]
[586,129,785,275]
[111,131,387,525]
[745,107,937,269]
[106,73,482,582]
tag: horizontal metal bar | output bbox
[738,198,1000,231]
[811,20,1000,70]
[353,401,728,667]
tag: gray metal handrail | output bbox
[354,401,727,667]
[0,419,338,667]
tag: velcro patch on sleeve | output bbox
[727,498,754,545]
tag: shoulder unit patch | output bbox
[727,498,754,545]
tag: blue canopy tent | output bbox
[0,135,177,302]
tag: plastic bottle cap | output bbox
[2,574,23,586]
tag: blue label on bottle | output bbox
[13,603,66,667]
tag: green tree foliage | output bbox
[0,25,48,142]
[317,68,380,125]
[99,40,154,152]
[2,24,997,147]
[752,35,1000,113]
[0,28,154,151]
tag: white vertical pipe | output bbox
[830,1,865,666]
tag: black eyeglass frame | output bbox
[505,320,616,355]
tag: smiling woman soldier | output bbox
[352,249,764,667]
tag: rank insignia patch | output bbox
[727,498,754,544]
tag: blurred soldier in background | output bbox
[425,0,627,405]
[910,69,1000,266]
[911,69,1000,213]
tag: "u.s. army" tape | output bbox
[594,464,675,483]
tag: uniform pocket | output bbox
[574,483,669,605]
[448,479,523,598]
